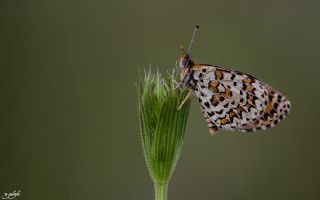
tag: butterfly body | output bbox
[179,49,291,134]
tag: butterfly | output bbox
[178,25,291,134]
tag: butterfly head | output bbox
[179,46,193,69]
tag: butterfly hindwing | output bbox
[191,64,291,133]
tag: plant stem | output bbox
[154,182,168,200]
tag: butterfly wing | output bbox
[191,64,291,132]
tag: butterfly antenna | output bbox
[188,24,200,54]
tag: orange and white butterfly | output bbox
[179,25,291,134]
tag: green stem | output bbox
[154,182,168,200]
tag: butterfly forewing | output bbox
[191,64,291,133]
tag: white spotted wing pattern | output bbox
[179,50,291,134]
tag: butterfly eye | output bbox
[180,57,190,68]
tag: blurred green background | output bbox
[1,0,320,199]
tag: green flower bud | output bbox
[138,69,191,200]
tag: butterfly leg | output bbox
[173,80,182,89]
[177,89,193,110]
[175,68,189,89]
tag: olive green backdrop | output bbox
[1,0,320,199]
